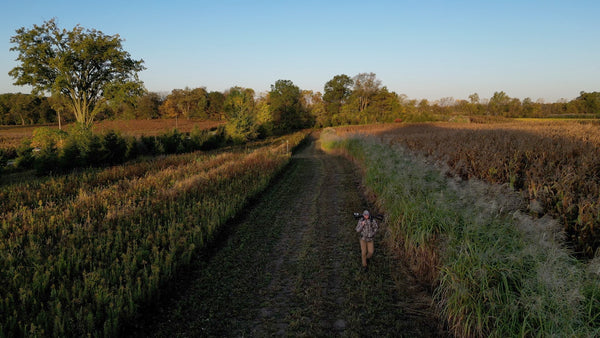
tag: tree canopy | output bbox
[269,79,305,134]
[323,74,353,117]
[223,87,257,143]
[9,18,145,128]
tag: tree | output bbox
[9,18,145,128]
[323,74,353,117]
[223,87,257,143]
[488,91,510,115]
[159,87,208,122]
[48,92,72,129]
[269,79,304,134]
[206,91,225,120]
[468,93,480,104]
[577,91,600,115]
[351,72,382,112]
[135,92,162,119]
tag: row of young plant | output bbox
[374,121,600,257]
[320,128,600,337]
[2,123,230,176]
[0,131,308,336]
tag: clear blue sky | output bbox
[2,0,599,102]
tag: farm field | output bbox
[0,131,307,336]
[335,120,600,257]
[321,122,600,336]
[4,119,600,336]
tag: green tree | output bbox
[135,92,163,119]
[351,72,381,112]
[577,91,600,115]
[269,79,304,134]
[207,91,225,120]
[9,18,145,128]
[224,87,257,143]
[488,91,510,115]
[254,93,273,136]
[323,74,353,117]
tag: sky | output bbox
[1,0,599,102]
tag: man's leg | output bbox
[360,239,368,267]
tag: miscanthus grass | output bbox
[320,128,600,337]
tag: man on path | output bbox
[355,210,378,271]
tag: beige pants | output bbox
[360,239,374,267]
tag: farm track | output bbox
[129,134,444,336]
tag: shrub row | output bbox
[9,124,229,175]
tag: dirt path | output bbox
[130,134,444,336]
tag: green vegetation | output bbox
[6,124,229,175]
[320,129,600,337]
[9,18,145,128]
[0,131,308,336]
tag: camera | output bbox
[353,212,384,221]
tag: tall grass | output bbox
[320,128,600,337]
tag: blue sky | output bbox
[1,0,599,102]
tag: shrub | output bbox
[30,127,67,148]
[14,139,35,169]
[101,130,127,165]
[158,129,185,154]
[201,125,228,150]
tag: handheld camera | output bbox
[353,212,384,221]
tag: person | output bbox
[355,210,378,271]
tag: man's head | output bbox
[363,210,370,218]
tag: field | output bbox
[3,118,600,336]
[321,121,600,336]
[0,130,307,336]
[332,120,600,257]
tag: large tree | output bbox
[577,91,600,115]
[351,72,381,112]
[9,18,145,128]
[223,87,257,143]
[269,79,305,134]
[323,74,353,116]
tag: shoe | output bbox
[363,265,368,272]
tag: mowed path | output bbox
[129,134,444,337]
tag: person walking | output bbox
[355,210,378,271]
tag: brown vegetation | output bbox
[341,121,600,257]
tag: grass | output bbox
[320,127,600,337]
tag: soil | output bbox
[126,133,446,337]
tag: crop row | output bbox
[0,131,308,336]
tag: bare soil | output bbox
[127,134,445,337]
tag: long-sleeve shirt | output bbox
[356,218,378,241]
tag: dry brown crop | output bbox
[339,121,600,257]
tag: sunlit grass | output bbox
[320,127,600,337]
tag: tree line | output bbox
[2,83,600,128]
[5,18,600,135]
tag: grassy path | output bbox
[129,134,444,336]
